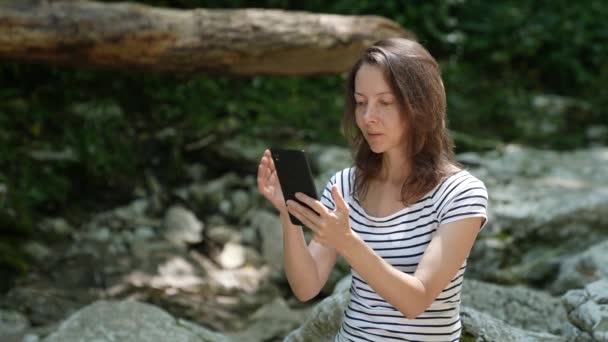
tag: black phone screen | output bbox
[270,148,319,226]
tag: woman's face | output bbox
[354,63,408,154]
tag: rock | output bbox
[229,297,307,341]
[587,280,608,304]
[38,217,73,237]
[563,279,608,341]
[184,163,207,183]
[461,306,563,341]
[0,309,29,342]
[333,275,352,294]
[90,227,111,242]
[42,300,230,342]
[308,144,352,191]
[211,138,263,174]
[240,225,259,247]
[247,210,283,271]
[217,242,246,269]
[230,189,251,219]
[134,226,156,240]
[563,289,589,312]
[206,225,241,245]
[465,146,608,287]
[587,125,608,145]
[551,240,608,294]
[152,256,204,291]
[219,199,232,216]
[22,241,52,263]
[209,264,272,294]
[185,173,241,213]
[562,321,595,342]
[461,279,567,335]
[22,334,40,342]
[286,275,566,342]
[531,94,592,118]
[1,283,96,326]
[113,198,150,221]
[163,205,204,247]
[284,281,350,341]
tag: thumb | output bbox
[331,184,348,213]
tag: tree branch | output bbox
[0,0,414,75]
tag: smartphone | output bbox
[270,148,319,226]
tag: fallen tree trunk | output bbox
[0,0,413,75]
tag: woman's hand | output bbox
[257,149,287,214]
[286,184,354,252]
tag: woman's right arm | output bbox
[280,210,338,301]
[257,149,338,301]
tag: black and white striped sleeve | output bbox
[438,176,489,230]
[320,174,337,211]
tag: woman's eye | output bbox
[356,102,366,106]
[380,101,392,106]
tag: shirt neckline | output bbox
[350,169,467,221]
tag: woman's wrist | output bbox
[279,210,302,229]
[336,231,363,259]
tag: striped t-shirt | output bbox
[320,167,488,342]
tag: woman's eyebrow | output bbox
[354,91,393,96]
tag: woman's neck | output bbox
[378,151,411,186]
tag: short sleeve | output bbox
[438,176,489,230]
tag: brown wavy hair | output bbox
[343,38,460,205]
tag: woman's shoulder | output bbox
[438,168,488,201]
[326,166,356,184]
[447,168,486,186]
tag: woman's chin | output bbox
[369,144,385,154]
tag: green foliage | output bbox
[0,64,347,222]
[100,0,608,146]
[0,242,29,293]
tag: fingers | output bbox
[257,149,276,194]
[331,184,349,213]
[286,200,320,233]
[257,162,270,187]
[294,192,329,217]
[265,149,277,171]
[258,150,274,180]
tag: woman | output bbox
[257,38,488,341]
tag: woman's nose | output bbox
[363,106,378,124]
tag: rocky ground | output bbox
[1,142,607,341]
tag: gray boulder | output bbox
[563,279,608,342]
[284,277,350,341]
[163,205,204,247]
[465,146,608,288]
[229,297,308,341]
[461,306,562,341]
[0,309,29,342]
[246,209,284,271]
[551,240,608,295]
[285,275,564,341]
[461,279,567,335]
[43,300,230,342]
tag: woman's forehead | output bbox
[354,64,393,96]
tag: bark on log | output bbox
[0,0,414,75]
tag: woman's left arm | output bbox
[286,183,485,319]
[338,217,482,319]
